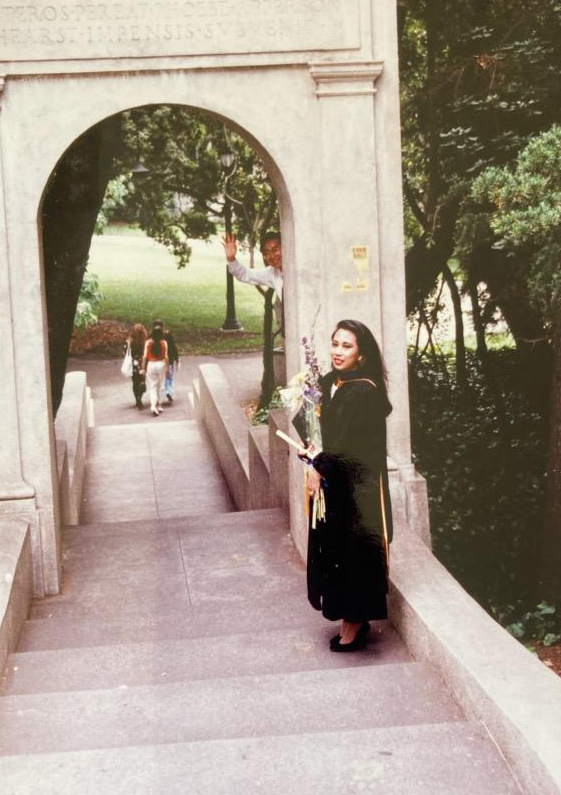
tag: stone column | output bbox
[371,0,431,544]
[309,61,385,346]
[0,76,51,595]
[305,53,430,547]
[285,61,387,557]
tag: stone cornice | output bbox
[309,61,384,98]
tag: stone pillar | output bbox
[372,0,412,469]
[371,0,431,544]
[286,61,388,558]
[0,76,43,593]
[309,61,384,345]
[0,76,60,595]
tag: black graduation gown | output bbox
[307,371,393,622]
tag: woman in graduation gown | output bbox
[306,319,393,652]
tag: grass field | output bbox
[88,229,265,355]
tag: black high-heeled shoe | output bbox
[330,621,370,652]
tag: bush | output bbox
[252,387,282,425]
[409,349,548,620]
[506,602,561,647]
[74,271,102,330]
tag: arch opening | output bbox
[39,102,294,417]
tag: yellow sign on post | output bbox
[340,246,371,293]
[351,245,370,270]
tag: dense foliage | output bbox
[400,0,561,364]
[73,271,103,330]
[401,0,561,621]
[99,106,278,267]
[410,351,546,611]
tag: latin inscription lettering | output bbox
[0,0,356,59]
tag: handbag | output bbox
[121,343,133,377]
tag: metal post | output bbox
[221,188,243,331]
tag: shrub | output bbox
[74,271,103,330]
[409,349,548,617]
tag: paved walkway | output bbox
[67,351,262,425]
[81,421,234,524]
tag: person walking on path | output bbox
[304,319,393,652]
[153,319,179,403]
[222,231,284,334]
[125,323,147,409]
[153,318,179,403]
[141,325,168,416]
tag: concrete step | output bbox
[63,507,289,538]
[0,721,521,795]
[57,527,303,592]
[0,662,462,756]
[3,623,411,695]
[30,511,303,626]
[18,592,324,651]
[81,419,236,521]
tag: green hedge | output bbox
[409,350,553,635]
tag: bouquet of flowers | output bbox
[277,336,326,528]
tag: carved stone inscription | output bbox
[0,0,360,61]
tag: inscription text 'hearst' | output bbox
[0,0,360,61]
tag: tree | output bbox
[42,116,122,413]
[399,0,561,368]
[104,106,278,268]
[471,125,561,600]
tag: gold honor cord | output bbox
[379,472,390,576]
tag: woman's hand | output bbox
[307,466,322,498]
[297,446,312,462]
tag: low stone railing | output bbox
[194,364,287,513]
[390,527,561,795]
[0,521,33,682]
[54,371,93,525]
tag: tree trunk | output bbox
[258,288,275,410]
[405,198,461,314]
[467,269,487,359]
[542,322,561,603]
[473,242,552,410]
[442,263,467,387]
[42,117,120,414]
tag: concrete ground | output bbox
[67,351,263,425]
[0,354,523,794]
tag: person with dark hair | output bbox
[152,318,179,403]
[221,231,283,301]
[125,323,148,409]
[221,231,284,334]
[304,319,393,651]
[141,325,169,416]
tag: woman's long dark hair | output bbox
[149,325,164,357]
[332,319,389,398]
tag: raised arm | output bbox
[222,232,238,263]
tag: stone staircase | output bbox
[0,417,522,794]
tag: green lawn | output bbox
[88,230,265,354]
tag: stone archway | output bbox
[0,0,425,597]
[40,103,292,417]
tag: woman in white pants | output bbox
[141,326,168,416]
